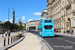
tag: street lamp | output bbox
[8,8,15,29]
[8,8,10,30]
[63,10,65,34]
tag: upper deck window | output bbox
[45,20,52,23]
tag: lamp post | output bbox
[8,8,15,29]
[63,10,65,34]
[8,8,10,30]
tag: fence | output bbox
[4,33,22,46]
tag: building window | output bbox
[66,5,71,14]
[74,15,75,17]
[74,20,75,26]
[74,4,75,10]
[63,22,64,28]
[62,1,64,4]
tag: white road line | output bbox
[65,40,75,44]
[57,37,62,40]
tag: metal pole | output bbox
[70,20,71,34]
[64,11,65,33]
[8,8,10,30]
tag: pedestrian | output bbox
[8,30,10,37]
[67,30,69,34]
[71,30,74,35]
[63,30,66,33]
[5,30,7,37]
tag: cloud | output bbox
[6,19,13,23]
[6,19,8,21]
[9,19,13,23]
[21,16,25,22]
[28,19,33,22]
[36,18,41,20]
[33,12,41,16]
[22,16,25,21]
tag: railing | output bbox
[4,33,22,46]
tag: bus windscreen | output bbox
[45,20,52,23]
[44,25,53,29]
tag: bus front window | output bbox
[44,25,53,29]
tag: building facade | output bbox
[41,9,48,19]
[47,0,75,33]
[26,20,40,31]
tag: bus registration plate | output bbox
[48,35,50,36]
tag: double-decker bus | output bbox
[38,19,54,37]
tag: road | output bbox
[29,31,75,50]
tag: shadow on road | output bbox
[42,35,63,38]
[28,31,64,38]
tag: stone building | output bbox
[47,0,75,33]
[41,9,48,19]
[26,20,40,31]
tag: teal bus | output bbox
[38,19,54,37]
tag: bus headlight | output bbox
[43,29,44,30]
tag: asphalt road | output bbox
[29,31,75,50]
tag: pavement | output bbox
[55,32,75,38]
[8,32,41,50]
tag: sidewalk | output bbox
[55,32,75,38]
[8,32,41,50]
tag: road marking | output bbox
[65,40,75,44]
[57,37,62,40]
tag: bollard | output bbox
[4,37,6,46]
[8,37,10,45]
[11,36,12,43]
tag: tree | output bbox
[18,19,24,30]
[3,21,11,29]
[0,23,4,27]
[11,23,18,29]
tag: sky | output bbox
[0,0,47,23]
